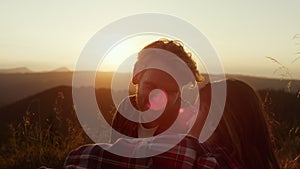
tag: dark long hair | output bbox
[202,79,280,169]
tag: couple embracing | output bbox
[65,39,279,169]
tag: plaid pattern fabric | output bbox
[151,136,209,169]
[65,136,244,169]
[65,143,151,169]
[72,96,244,169]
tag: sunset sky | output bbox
[0,0,300,79]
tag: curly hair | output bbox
[137,39,203,83]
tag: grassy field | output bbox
[0,88,299,169]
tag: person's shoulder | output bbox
[65,144,105,168]
[66,144,104,158]
[65,142,152,169]
[111,95,139,142]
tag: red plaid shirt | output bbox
[65,136,243,169]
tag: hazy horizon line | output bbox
[0,66,300,81]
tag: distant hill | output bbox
[0,85,116,144]
[49,67,71,72]
[0,67,32,74]
[0,71,299,107]
[226,74,300,92]
[0,71,126,107]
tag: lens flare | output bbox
[147,89,168,111]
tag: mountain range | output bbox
[0,69,299,145]
[0,70,299,108]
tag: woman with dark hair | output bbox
[190,79,280,169]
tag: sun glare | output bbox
[97,35,207,77]
[98,35,161,72]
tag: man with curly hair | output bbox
[111,39,202,142]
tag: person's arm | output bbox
[110,109,127,143]
[65,142,151,169]
[110,96,138,143]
